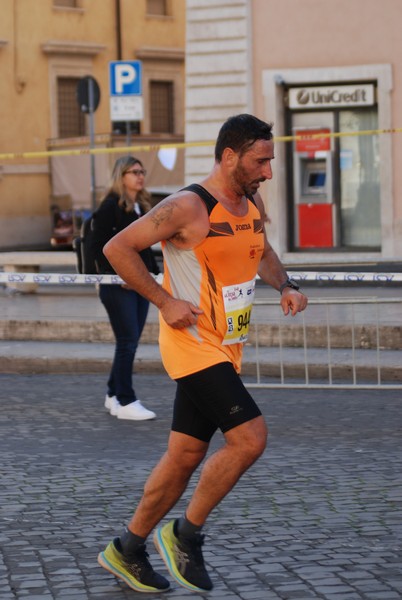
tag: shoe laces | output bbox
[178,533,206,566]
[125,544,152,571]
[123,544,167,587]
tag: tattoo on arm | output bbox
[151,200,177,229]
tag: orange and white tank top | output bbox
[159,184,265,379]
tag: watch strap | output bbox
[279,278,300,294]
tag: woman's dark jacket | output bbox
[91,192,159,275]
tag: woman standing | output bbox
[92,156,159,420]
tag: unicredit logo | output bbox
[295,87,368,106]
[297,90,310,105]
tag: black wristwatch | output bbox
[279,278,300,294]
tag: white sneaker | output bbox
[104,394,120,416]
[117,400,156,421]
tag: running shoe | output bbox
[97,538,170,593]
[153,520,213,591]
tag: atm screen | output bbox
[308,172,326,188]
[302,165,327,196]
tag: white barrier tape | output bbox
[1,272,402,285]
[0,272,164,285]
[290,271,402,283]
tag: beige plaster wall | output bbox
[251,0,400,106]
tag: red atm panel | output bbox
[298,203,333,247]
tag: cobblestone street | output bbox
[0,373,401,599]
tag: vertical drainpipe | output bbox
[116,0,122,60]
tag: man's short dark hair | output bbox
[214,114,274,162]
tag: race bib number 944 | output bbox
[222,278,256,345]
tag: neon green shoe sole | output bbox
[97,540,170,593]
[153,520,213,592]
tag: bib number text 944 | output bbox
[237,309,251,332]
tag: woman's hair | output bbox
[106,155,152,213]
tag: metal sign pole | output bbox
[126,120,132,148]
[88,78,97,212]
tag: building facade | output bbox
[3,0,401,263]
[0,0,185,249]
[185,0,402,265]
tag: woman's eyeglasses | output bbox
[125,168,147,177]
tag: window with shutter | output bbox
[57,77,86,138]
[150,80,174,133]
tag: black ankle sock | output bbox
[176,516,203,539]
[116,528,146,555]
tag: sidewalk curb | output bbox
[2,319,402,350]
[2,352,402,382]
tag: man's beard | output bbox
[232,166,264,197]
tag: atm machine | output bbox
[293,127,336,248]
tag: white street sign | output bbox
[109,96,144,121]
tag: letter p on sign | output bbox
[115,65,136,93]
[109,61,142,96]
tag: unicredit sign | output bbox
[288,84,375,109]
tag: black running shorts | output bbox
[172,361,262,442]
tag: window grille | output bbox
[57,77,86,138]
[150,80,174,133]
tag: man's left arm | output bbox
[257,239,308,316]
[254,193,308,316]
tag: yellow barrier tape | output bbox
[0,140,215,161]
[275,127,402,143]
[1,127,401,161]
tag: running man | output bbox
[97,113,308,593]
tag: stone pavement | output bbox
[0,372,401,600]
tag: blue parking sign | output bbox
[109,61,142,96]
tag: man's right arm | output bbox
[103,194,204,328]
